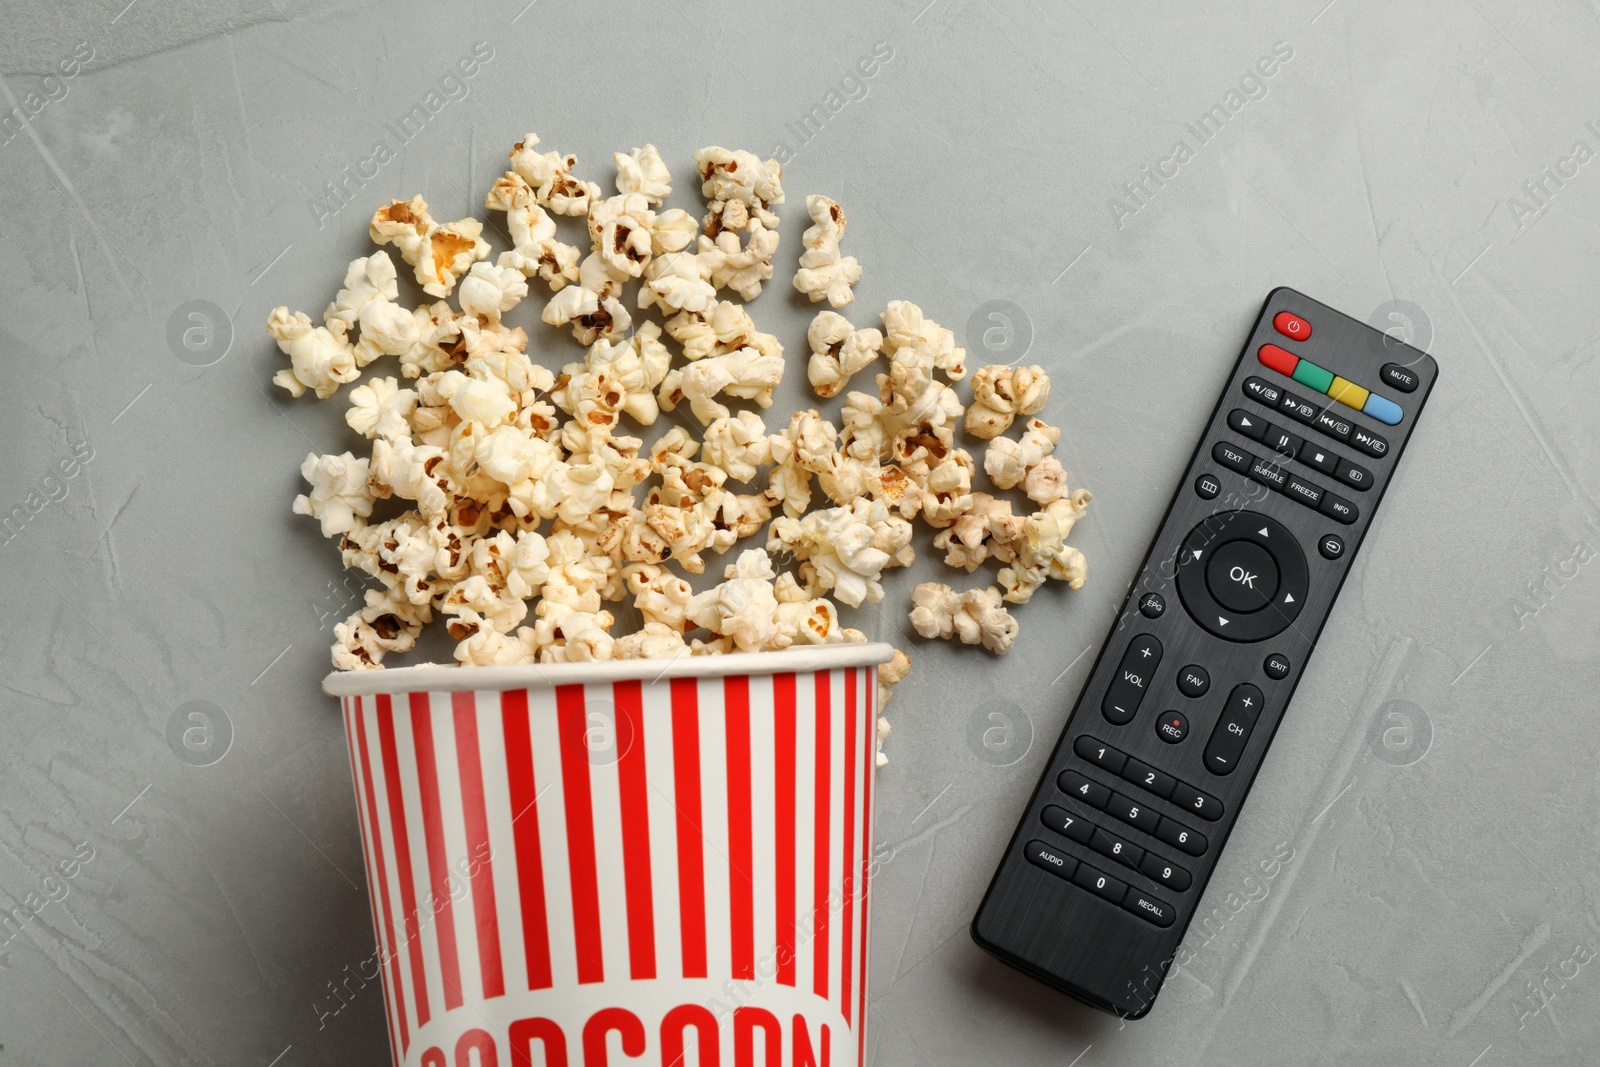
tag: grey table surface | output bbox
[4,0,1598,1064]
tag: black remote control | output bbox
[971,288,1438,1017]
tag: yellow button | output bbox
[1327,376,1369,410]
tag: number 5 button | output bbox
[1170,781,1224,822]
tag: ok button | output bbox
[1205,540,1279,613]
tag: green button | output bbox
[1291,359,1335,394]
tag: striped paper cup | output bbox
[324,642,895,1067]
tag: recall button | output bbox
[1122,889,1177,927]
[1273,311,1312,342]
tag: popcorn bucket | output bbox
[324,642,894,1067]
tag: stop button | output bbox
[1204,540,1279,613]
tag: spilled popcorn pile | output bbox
[269,136,1091,762]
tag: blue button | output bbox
[1362,393,1403,425]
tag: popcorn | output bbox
[639,251,717,316]
[658,346,784,423]
[346,377,418,441]
[664,300,775,362]
[807,312,882,399]
[614,144,673,205]
[276,141,1096,728]
[693,146,785,231]
[882,300,966,382]
[702,411,775,483]
[767,498,899,608]
[333,588,432,670]
[508,133,600,216]
[485,172,582,290]
[268,307,359,399]
[293,452,373,537]
[542,254,634,344]
[965,365,1050,439]
[323,251,421,367]
[908,582,1019,655]
[457,261,529,324]
[686,548,784,652]
[794,196,862,308]
[369,195,490,297]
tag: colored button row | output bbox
[1258,343,1403,425]
[1242,377,1390,458]
[1023,840,1177,926]
[1073,736,1223,824]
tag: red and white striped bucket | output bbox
[324,643,894,1067]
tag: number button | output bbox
[1105,791,1162,834]
[1154,818,1208,857]
[1073,735,1127,774]
[1057,770,1111,809]
[1169,782,1224,822]
[1071,862,1130,905]
[1138,853,1192,892]
[1120,757,1176,799]
[1040,804,1094,844]
[1090,828,1144,870]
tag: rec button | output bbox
[1156,711,1189,744]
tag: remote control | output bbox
[970,288,1438,1017]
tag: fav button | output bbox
[1380,363,1420,392]
[1257,343,1299,377]
[1273,311,1312,342]
[1362,393,1404,425]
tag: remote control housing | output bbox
[971,288,1438,1017]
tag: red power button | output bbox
[1273,311,1311,342]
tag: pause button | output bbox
[1204,540,1280,613]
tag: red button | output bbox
[1273,312,1311,342]
[1257,343,1299,377]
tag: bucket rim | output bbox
[322,641,898,697]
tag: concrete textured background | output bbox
[3,0,1598,1063]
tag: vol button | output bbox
[1205,540,1279,613]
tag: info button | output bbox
[1205,540,1279,613]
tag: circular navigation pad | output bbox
[1175,511,1309,642]
[1205,540,1279,612]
